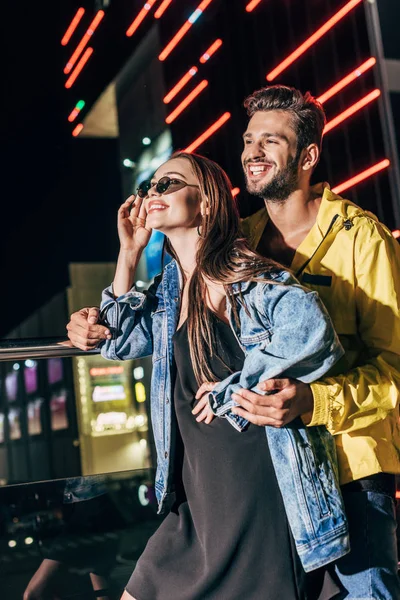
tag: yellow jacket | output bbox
[242,183,400,485]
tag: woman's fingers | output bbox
[192,395,215,423]
[195,381,217,400]
[192,396,207,414]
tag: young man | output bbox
[67,85,400,598]
[233,84,400,598]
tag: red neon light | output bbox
[64,10,104,74]
[392,230,400,239]
[159,0,214,61]
[126,0,158,37]
[72,123,84,137]
[185,112,231,153]
[68,108,80,122]
[61,8,85,46]
[164,67,198,104]
[266,0,363,81]
[199,38,223,63]
[232,187,240,197]
[324,89,380,134]
[332,159,390,195]
[396,490,400,499]
[155,0,173,18]
[165,80,208,124]
[246,0,262,12]
[65,48,94,89]
[318,58,376,104]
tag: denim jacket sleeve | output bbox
[210,282,344,424]
[99,274,162,361]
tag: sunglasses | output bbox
[136,176,199,198]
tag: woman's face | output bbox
[143,158,202,234]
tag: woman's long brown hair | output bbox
[165,151,282,385]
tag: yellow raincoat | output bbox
[242,183,400,485]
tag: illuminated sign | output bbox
[92,384,126,402]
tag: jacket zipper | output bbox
[295,214,340,279]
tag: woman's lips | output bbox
[147,202,168,214]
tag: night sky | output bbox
[2,0,399,338]
[1,1,123,338]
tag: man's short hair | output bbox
[244,85,326,156]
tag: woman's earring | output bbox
[197,224,205,238]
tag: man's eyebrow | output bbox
[242,132,289,143]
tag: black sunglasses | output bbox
[136,176,198,198]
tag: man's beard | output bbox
[245,155,300,202]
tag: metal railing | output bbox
[0,337,100,361]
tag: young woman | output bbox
[99,152,348,600]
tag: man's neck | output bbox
[257,184,322,267]
[263,184,321,239]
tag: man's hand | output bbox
[66,307,112,351]
[231,378,314,428]
[193,382,218,424]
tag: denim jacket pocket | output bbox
[151,307,167,361]
[302,442,331,518]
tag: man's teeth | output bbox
[249,165,267,174]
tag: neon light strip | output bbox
[64,10,104,74]
[159,0,214,61]
[332,159,390,195]
[126,0,158,37]
[231,187,240,197]
[324,89,380,134]
[166,80,208,124]
[164,67,198,104]
[185,112,231,153]
[246,0,262,12]
[68,100,86,122]
[199,38,222,63]
[72,123,84,137]
[155,0,173,18]
[317,58,376,104]
[61,8,85,46]
[266,0,362,81]
[392,230,400,239]
[65,48,94,89]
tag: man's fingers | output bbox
[87,307,100,325]
[195,381,217,400]
[231,406,284,428]
[67,331,100,351]
[66,321,110,340]
[257,378,290,392]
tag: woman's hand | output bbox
[118,195,152,252]
[192,382,218,424]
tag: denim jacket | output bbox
[100,260,349,572]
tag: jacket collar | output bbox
[241,183,369,274]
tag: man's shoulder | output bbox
[324,186,393,240]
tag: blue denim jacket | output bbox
[100,260,349,572]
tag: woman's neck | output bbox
[167,228,199,278]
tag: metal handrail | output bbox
[0,337,100,361]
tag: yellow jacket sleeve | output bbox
[308,219,400,435]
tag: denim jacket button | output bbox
[65,493,72,500]
[166,397,170,404]
[164,451,168,458]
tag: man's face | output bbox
[241,110,300,202]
